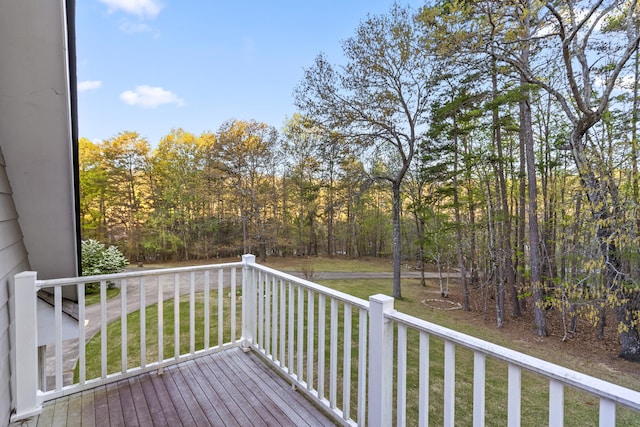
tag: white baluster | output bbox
[419,331,430,427]
[297,286,304,382]
[473,352,485,427]
[230,267,237,342]
[397,323,407,427]
[549,379,564,427]
[174,274,180,360]
[508,364,521,427]
[190,271,195,354]
[204,270,210,349]
[599,398,616,427]
[78,282,86,384]
[343,304,352,421]
[444,340,456,426]
[54,286,62,390]
[140,277,146,368]
[121,279,127,373]
[272,275,278,362]
[329,298,338,409]
[318,294,326,400]
[100,280,107,379]
[307,289,315,390]
[218,269,224,348]
[157,276,164,371]
[357,308,368,427]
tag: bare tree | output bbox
[295,4,435,298]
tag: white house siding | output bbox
[0,148,29,427]
[0,0,78,281]
[0,2,78,421]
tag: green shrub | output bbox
[81,239,128,293]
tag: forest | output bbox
[79,1,640,360]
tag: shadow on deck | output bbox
[12,347,334,427]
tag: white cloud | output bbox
[594,74,636,91]
[616,75,636,90]
[98,0,164,18]
[118,21,152,33]
[78,80,103,92]
[120,85,185,108]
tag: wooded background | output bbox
[79,1,640,359]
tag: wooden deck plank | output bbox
[228,350,331,426]
[116,377,139,426]
[127,376,153,426]
[50,397,68,427]
[138,371,168,427]
[158,363,200,426]
[149,369,182,426]
[167,362,214,426]
[93,385,110,426]
[80,389,96,427]
[196,353,254,426]
[204,351,269,425]
[35,401,55,427]
[14,348,336,427]
[184,356,242,425]
[105,382,125,426]
[66,390,82,425]
[212,351,294,426]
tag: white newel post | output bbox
[241,254,256,350]
[12,271,41,421]
[368,294,394,427]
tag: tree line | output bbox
[79,119,395,263]
[80,1,640,360]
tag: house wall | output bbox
[0,148,29,426]
[0,0,78,281]
[0,1,78,424]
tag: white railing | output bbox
[242,259,369,426]
[12,258,245,422]
[370,295,640,427]
[12,255,640,426]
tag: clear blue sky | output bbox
[76,0,423,146]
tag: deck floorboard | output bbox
[14,347,335,427]
[81,389,96,427]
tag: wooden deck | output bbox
[13,347,335,427]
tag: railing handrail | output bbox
[34,261,245,288]
[250,263,370,310]
[389,309,640,412]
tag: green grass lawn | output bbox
[319,279,629,426]
[78,259,640,426]
[138,255,396,273]
[85,287,120,306]
[76,289,240,381]
[262,256,395,273]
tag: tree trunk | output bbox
[632,49,640,279]
[452,115,470,310]
[491,56,520,318]
[414,211,426,287]
[516,7,547,336]
[517,116,526,301]
[523,87,547,337]
[392,181,402,299]
[463,135,479,289]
